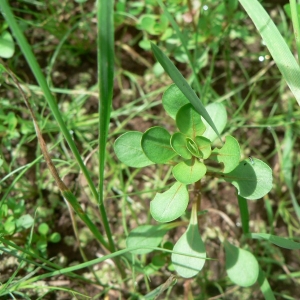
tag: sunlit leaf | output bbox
[0,30,15,58]
[202,102,227,143]
[162,84,189,119]
[171,203,206,278]
[114,131,154,167]
[150,182,188,222]
[172,159,206,184]
[210,135,240,173]
[195,136,211,159]
[126,225,168,254]
[223,158,273,200]
[141,126,176,163]
[225,241,259,287]
[176,104,206,139]
[170,132,192,159]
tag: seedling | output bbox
[114,83,273,279]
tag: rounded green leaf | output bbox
[176,104,206,139]
[195,136,211,159]
[114,131,154,168]
[141,126,176,164]
[38,223,49,235]
[172,159,206,184]
[49,232,61,243]
[171,204,206,278]
[170,132,192,159]
[162,84,189,119]
[223,158,273,200]
[210,135,241,173]
[0,31,15,59]
[15,214,34,229]
[202,103,227,142]
[126,225,168,254]
[150,182,188,222]
[224,241,259,287]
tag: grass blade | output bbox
[257,267,276,300]
[97,0,116,252]
[151,43,221,141]
[239,0,300,106]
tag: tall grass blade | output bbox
[151,43,221,141]
[239,0,300,106]
[97,0,116,252]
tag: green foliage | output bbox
[171,204,206,278]
[114,83,273,278]
[225,241,259,287]
[126,225,168,254]
[150,182,188,222]
[0,30,15,58]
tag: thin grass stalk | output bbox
[0,1,100,218]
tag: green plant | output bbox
[114,82,273,281]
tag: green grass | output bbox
[1,0,300,299]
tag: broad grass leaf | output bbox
[170,132,192,159]
[194,136,211,159]
[202,102,227,143]
[171,204,206,278]
[223,158,273,200]
[210,135,240,173]
[239,0,300,106]
[225,241,259,287]
[172,159,206,184]
[126,225,168,254]
[150,182,188,222]
[114,131,154,167]
[247,233,300,250]
[162,84,189,119]
[141,126,176,163]
[176,104,206,139]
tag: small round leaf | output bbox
[202,103,227,142]
[210,135,240,173]
[172,204,206,278]
[38,223,49,235]
[172,159,207,184]
[141,126,176,163]
[126,225,168,254]
[0,31,15,59]
[195,136,211,159]
[176,104,206,139]
[114,131,154,168]
[170,132,192,159]
[223,158,273,200]
[162,84,189,119]
[150,182,188,222]
[225,241,259,287]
